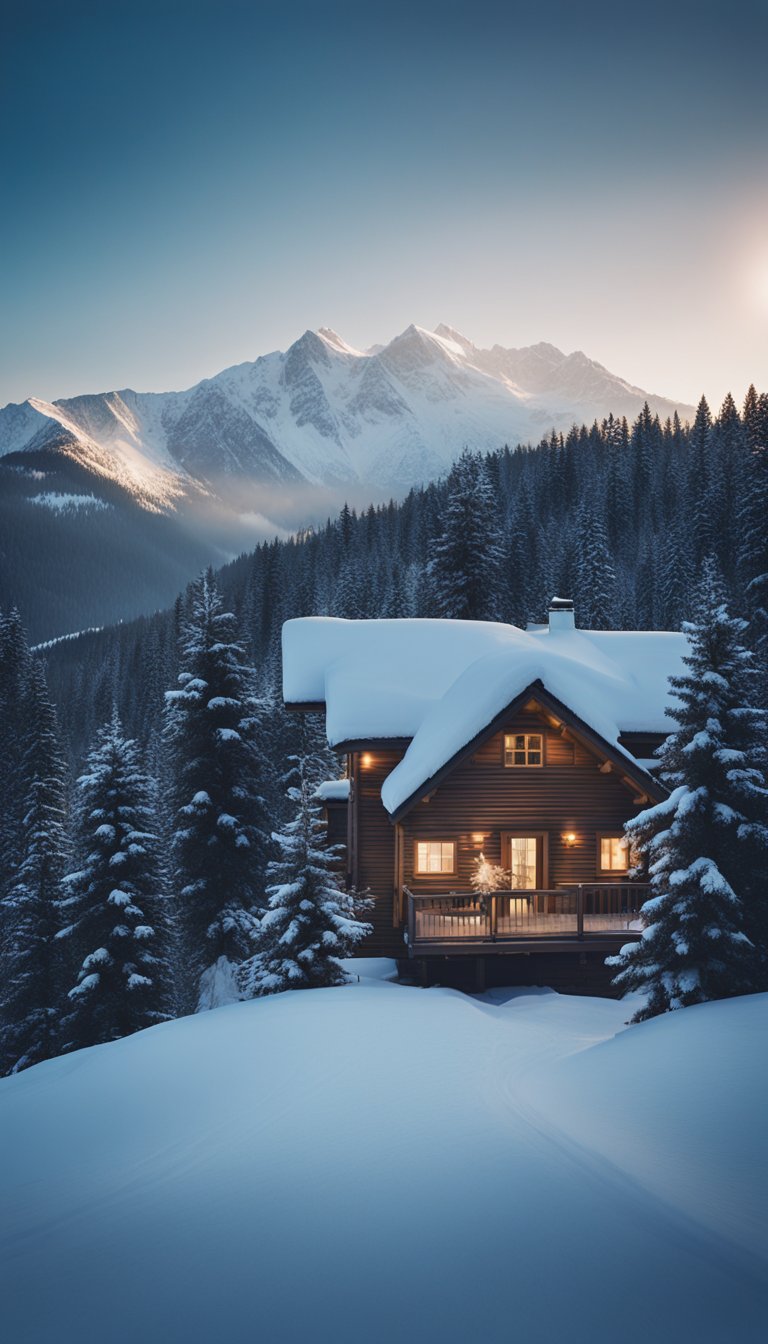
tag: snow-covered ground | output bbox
[2,969,766,1344]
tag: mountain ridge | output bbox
[0,324,695,505]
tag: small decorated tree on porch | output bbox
[471,853,509,895]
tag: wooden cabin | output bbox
[286,600,687,991]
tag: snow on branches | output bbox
[240,755,372,997]
[609,562,768,1019]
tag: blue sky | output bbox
[2,0,766,407]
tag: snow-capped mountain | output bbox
[0,324,694,503]
[0,325,696,641]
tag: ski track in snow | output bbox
[1,976,766,1344]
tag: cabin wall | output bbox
[400,710,647,896]
[351,748,405,958]
[330,711,651,963]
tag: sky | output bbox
[2,0,767,410]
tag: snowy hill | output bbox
[2,971,765,1344]
[0,324,695,497]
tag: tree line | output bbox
[0,575,369,1075]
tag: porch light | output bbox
[361,753,373,769]
[471,832,487,845]
[562,832,577,846]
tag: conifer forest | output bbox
[1,388,767,1071]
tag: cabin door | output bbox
[508,836,539,889]
[504,833,547,891]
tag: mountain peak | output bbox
[1,323,696,503]
[385,324,462,358]
[433,323,475,352]
[316,328,363,357]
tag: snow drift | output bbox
[1,974,765,1344]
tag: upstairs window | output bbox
[504,733,543,767]
[415,840,456,875]
[598,835,630,873]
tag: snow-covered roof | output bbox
[283,618,526,740]
[314,779,351,803]
[282,617,688,816]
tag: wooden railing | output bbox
[405,884,649,948]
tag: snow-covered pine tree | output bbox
[0,661,69,1074]
[608,561,768,1018]
[657,520,694,630]
[738,386,768,700]
[574,504,616,629]
[57,712,172,1052]
[603,413,631,554]
[426,449,506,621]
[165,569,270,1011]
[240,753,372,997]
[0,609,33,908]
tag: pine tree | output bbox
[0,609,33,907]
[689,395,714,563]
[574,505,616,628]
[240,754,372,996]
[426,450,506,620]
[738,387,768,697]
[165,570,270,1011]
[0,661,69,1074]
[657,521,694,629]
[58,713,171,1052]
[608,563,768,1018]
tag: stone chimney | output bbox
[548,596,575,634]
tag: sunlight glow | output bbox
[755,254,768,314]
[742,244,768,316]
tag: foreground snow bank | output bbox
[1,983,766,1344]
[521,993,768,1259]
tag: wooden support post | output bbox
[577,885,584,939]
[393,823,404,927]
[406,889,416,949]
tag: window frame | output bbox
[413,838,458,878]
[503,732,545,768]
[596,832,630,875]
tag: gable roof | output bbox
[382,680,664,821]
[282,616,688,814]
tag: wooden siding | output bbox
[336,705,654,963]
[401,709,648,897]
[352,748,405,958]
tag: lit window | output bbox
[415,841,456,875]
[599,836,629,872]
[504,733,543,767]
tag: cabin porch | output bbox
[405,883,648,956]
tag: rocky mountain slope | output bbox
[0,324,694,502]
[0,324,695,641]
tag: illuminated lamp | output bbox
[562,832,577,847]
[361,753,374,768]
